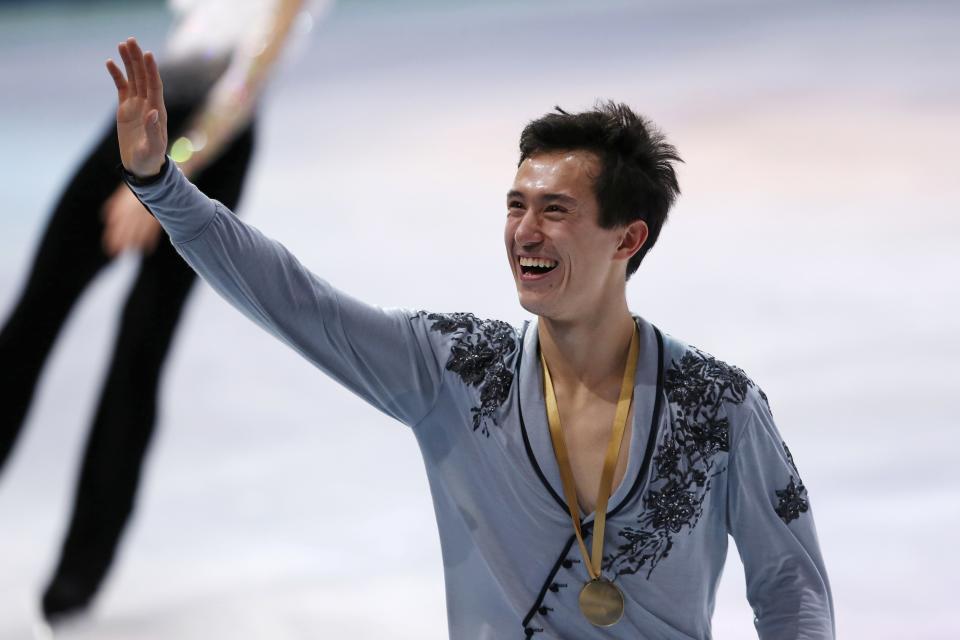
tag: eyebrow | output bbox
[506,190,578,206]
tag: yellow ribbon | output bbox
[541,325,639,580]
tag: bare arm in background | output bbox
[101,0,308,257]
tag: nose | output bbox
[514,209,544,249]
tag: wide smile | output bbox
[517,255,559,282]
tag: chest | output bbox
[553,393,634,515]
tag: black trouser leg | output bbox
[0,119,121,472]
[41,122,256,619]
[40,236,199,617]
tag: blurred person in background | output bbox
[0,0,329,627]
[109,34,834,638]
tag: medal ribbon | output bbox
[541,325,639,581]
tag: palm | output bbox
[106,38,168,178]
[117,97,160,169]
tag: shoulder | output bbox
[416,312,522,367]
[414,311,522,435]
[659,333,771,448]
[420,311,520,343]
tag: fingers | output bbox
[144,227,162,255]
[140,216,162,255]
[144,51,164,107]
[114,38,160,106]
[101,194,126,257]
[129,209,159,255]
[103,209,135,257]
[118,42,137,98]
[126,38,148,99]
[102,191,158,257]
[105,59,128,101]
[101,214,122,257]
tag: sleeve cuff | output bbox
[117,156,171,187]
[118,155,218,244]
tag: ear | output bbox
[614,219,649,262]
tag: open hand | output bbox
[106,37,167,178]
[101,185,162,257]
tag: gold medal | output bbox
[579,578,625,627]
[541,323,639,628]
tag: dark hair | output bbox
[518,101,682,278]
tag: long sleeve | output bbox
[727,391,835,639]
[124,157,445,427]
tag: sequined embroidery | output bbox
[425,312,518,436]
[605,346,755,579]
[776,442,809,524]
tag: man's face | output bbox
[504,150,636,321]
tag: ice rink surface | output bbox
[1,0,958,637]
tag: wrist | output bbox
[120,156,169,186]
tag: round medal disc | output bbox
[578,578,624,627]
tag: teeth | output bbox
[519,257,558,268]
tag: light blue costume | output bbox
[125,159,835,639]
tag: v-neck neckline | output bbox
[517,316,665,524]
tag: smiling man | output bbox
[109,37,834,639]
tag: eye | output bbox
[507,200,525,213]
[545,204,567,213]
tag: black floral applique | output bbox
[605,347,756,579]
[425,312,518,436]
[775,442,809,524]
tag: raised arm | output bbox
[106,38,447,427]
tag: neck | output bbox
[538,297,636,393]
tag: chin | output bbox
[517,298,541,316]
[517,291,556,319]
